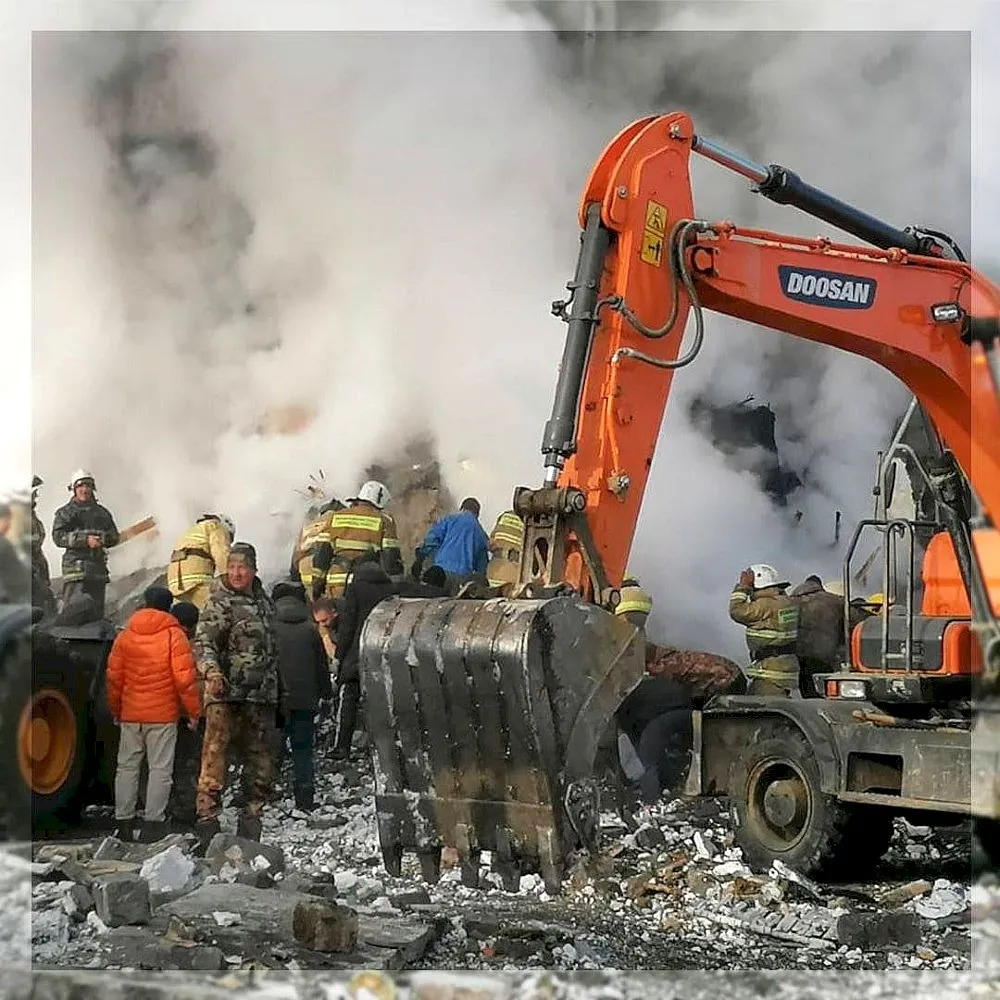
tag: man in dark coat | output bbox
[51,470,120,619]
[790,575,847,695]
[271,581,332,811]
[332,560,397,761]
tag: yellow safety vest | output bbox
[616,583,653,617]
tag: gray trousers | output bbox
[115,722,178,822]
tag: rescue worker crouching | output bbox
[193,542,280,848]
[167,513,235,610]
[52,470,120,620]
[486,509,524,590]
[310,480,402,602]
[729,564,801,697]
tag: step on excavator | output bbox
[358,110,1000,891]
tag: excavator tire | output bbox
[728,719,894,879]
[358,594,647,894]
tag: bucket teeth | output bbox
[359,593,646,892]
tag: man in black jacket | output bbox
[271,581,333,810]
[332,560,397,761]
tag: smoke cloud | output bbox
[20,2,993,659]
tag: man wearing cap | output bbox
[51,469,120,619]
[192,542,280,845]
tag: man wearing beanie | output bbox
[192,542,279,846]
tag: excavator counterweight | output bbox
[359,111,1000,889]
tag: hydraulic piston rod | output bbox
[691,134,936,257]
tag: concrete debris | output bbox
[292,899,359,952]
[912,880,969,920]
[836,911,922,949]
[880,879,933,908]
[212,910,243,926]
[139,844,195,895]
[92,836,129,862]
[205,833,286,876]
[92,873,151,927]
[768,859,824,900]
[61,882,95,921]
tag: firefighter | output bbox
[729,564,801,697]
[615,575,653,629]
[51,470,120,620]
[486,508,524,589]
[290,498,343,593]
[167,513,235,610]
[310,480,403,602]
[4,478,55,614]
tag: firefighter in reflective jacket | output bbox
[310,480,403,601]
[167,514,235,610]
[615,576,653,629]
[486,509,524,589]
[729,563,800,696]
[290,499,344,590]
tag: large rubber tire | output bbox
[0,632,33,839]
[728,721,894,880]
[1,631,91,838]
[975,818,1000,870]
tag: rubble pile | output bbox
[12,724,982,974]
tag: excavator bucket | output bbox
[358,595,646,893]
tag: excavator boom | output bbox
[359,111,1000,893]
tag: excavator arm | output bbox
[358,111,1000,894]
[522,111,1000,612]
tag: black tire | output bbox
[975,818,1000,870]
[0,630,91,838]
[0,631,33,839]
[728,721,893,879]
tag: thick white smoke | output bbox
[17,1,997,659]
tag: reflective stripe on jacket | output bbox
[489,510,524,558]
[616,583,653,617]
[312,501,403,592]
[168,517,231,596]
[729,583,800,689]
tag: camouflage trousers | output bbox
[196,702,277,822]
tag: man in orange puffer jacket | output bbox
[107,585,202,842]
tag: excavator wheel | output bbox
[0,625,91,839]
[728,719,894,879]
[358,594,647,894]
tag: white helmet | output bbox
[355,480,391,509]
[751,563,788,590]
[68,469,95,490]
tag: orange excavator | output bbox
[358,111,1000,890]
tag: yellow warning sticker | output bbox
[640,228,663,267]
[644,199,667,235]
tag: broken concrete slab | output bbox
[60,883,94,922]
[92,874,151,927]
[92,837,129,862]
[204,834,285,876]
[138,845,195,895]
[160,882,436,969]
[105,926,226,971]
[293,899,358,952]
[836,910,921,949]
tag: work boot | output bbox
[294,785,315,814]
[193,817,221,856]
[137,820,169,844]
[112,821,135,842]
[236,812,263,842]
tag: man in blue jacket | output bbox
[412,498,490,588]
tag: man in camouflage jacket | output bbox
[192,542,280,843]
[51,472,119,619]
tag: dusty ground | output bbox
[11,717,986,989]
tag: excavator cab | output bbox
[822,427,1000,706]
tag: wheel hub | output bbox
[17,688,77,796]
[763,777,806,828]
